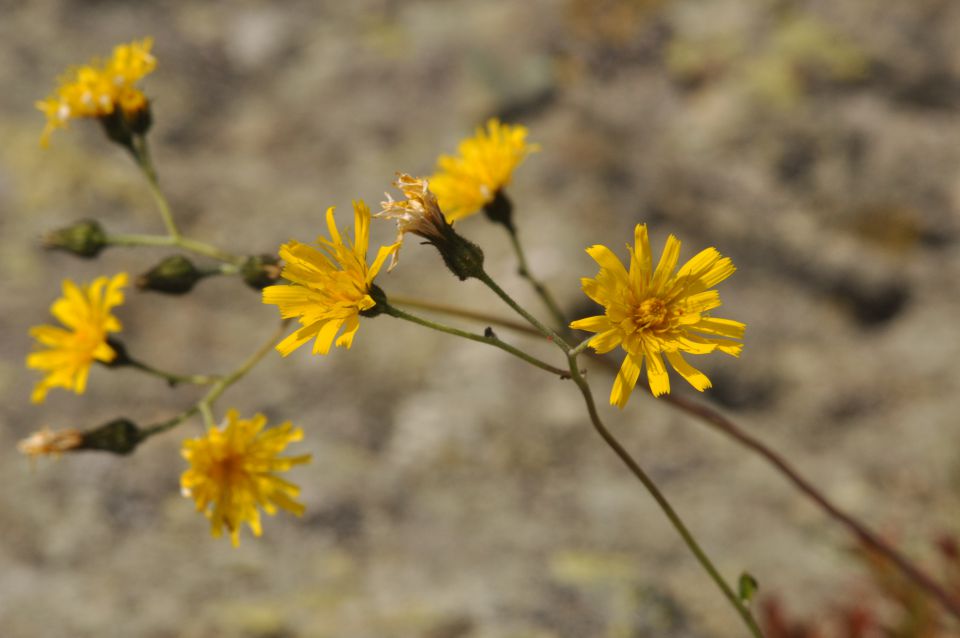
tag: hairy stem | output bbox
[131,134,180,240]
[140,320,291,441]
[106,232,243,265]
[566,354,764,637]
[383,303,570,378]
[398,293,960,620]
[663,392,960,622]
[476,270,571,351]
[504,227,568,333]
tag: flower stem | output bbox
[124,358,218,387]
[662,391,960,623]
[476,270,571,351]
[131,134,180,240]
[139,319,290,442]
[382,303,570,378]
[388,295,534,336]
[505,226,568,333]
[565,353,764,637]
[106,232,243,265]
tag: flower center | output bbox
[634,298,669,331]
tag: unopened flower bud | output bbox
[43,219,107,258]
[79,418,142,455]
[136,255,204,294]
[241,254,282,290]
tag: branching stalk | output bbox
[382,303,569,378]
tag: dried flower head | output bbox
[180,410,312,546]
[262,201,396,356]
[36,38,156,146]
[27,273,127,404]
[429,119,539,222]
[570,225,745,408]
[17,427,84,459]
[377,173,451,270]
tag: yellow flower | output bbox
[570,225,745,408]
[262,201,397,356]
[36,38,156,146]
[180,410,312,546]
[17,427,84,459]
[429,118,539,222]
[27,273,127,404]
[378,173,452,269]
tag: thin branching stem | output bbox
[662,392,960,622]
[139,320,290,442]
[106,232,243,265]
[382,303,570,378]
[476,270,571,351]
[123,358,218,387]
[565,353,764,637]
[504,227,568,333]
[383,293,960,622]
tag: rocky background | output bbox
[2,1,960,636]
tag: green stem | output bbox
[505,227,568,333]
[106,232,243,265]
[201,318,292,408]
[566,353,764,638]
[475,270,571,351]
[382,303,570,378]
[139,320,290,442]
[388,295,534,336]
[131,134,180,240]
[125,358,218,387]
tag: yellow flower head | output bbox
[378,173,452,270]
[570,225,745,408]
[180,410,312,546]
[27,273,127,404]
[429,118,539,222]
[36,38,156,146]
[262,201,397,356]
[17,427,84,459]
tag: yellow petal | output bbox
[665,351,712,392]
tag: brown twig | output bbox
[660,391,960,622]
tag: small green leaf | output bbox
[738,572,759,604]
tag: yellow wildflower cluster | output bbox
[30,39,748,555]
[571,225,745,407]
[430,118,539,222]
[36,38,156,146]
[27,273,127,404]
[181,410,312,546]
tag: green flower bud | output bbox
[79,418,142,455]
[136,254,204,294]
[43,219,108,258]
[241,254,282,290]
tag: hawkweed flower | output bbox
[262,201,396,356]
[17,427,84,459]
[429,118,539,223]
[571,225,745,408]
[27,273,128,404]
[180,410,312,546]
[36,38,156,146]
[379,174,485,280]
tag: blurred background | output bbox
[2,1,960,636]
